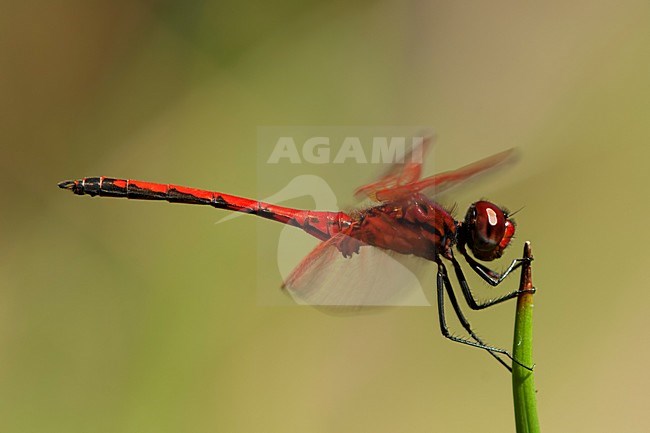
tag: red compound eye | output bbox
[464,201,514,261]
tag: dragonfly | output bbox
[58,137,534,371]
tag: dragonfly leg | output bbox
[458,243,532,286]
[435,259,531,371]
[451,249,535,310]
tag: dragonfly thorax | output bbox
[350,194,457,262]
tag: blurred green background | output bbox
[3,1,650,432]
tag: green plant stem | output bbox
[512,241,540,433]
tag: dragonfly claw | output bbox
[519,286,536,295]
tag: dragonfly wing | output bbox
[282,233,431,307]
[354,135,434,201]
[375,147,519,201]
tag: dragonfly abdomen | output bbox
[58,176,352,241]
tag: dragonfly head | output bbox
[462,200,515,261]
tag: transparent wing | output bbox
[373,148,518,201]
[354,135,434,201]
[282,233,431,307]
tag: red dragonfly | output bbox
[58,138,533,371]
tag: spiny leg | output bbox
[435,260,511,371]
[435,259,531,371]
[458,243,531,286]
[451,254,535,310]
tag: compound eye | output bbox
[474,201,506,248]
[465,201,513,260]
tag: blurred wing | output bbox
[354,135,434,201]
[282,233,431,307]
[374,148,518,201]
